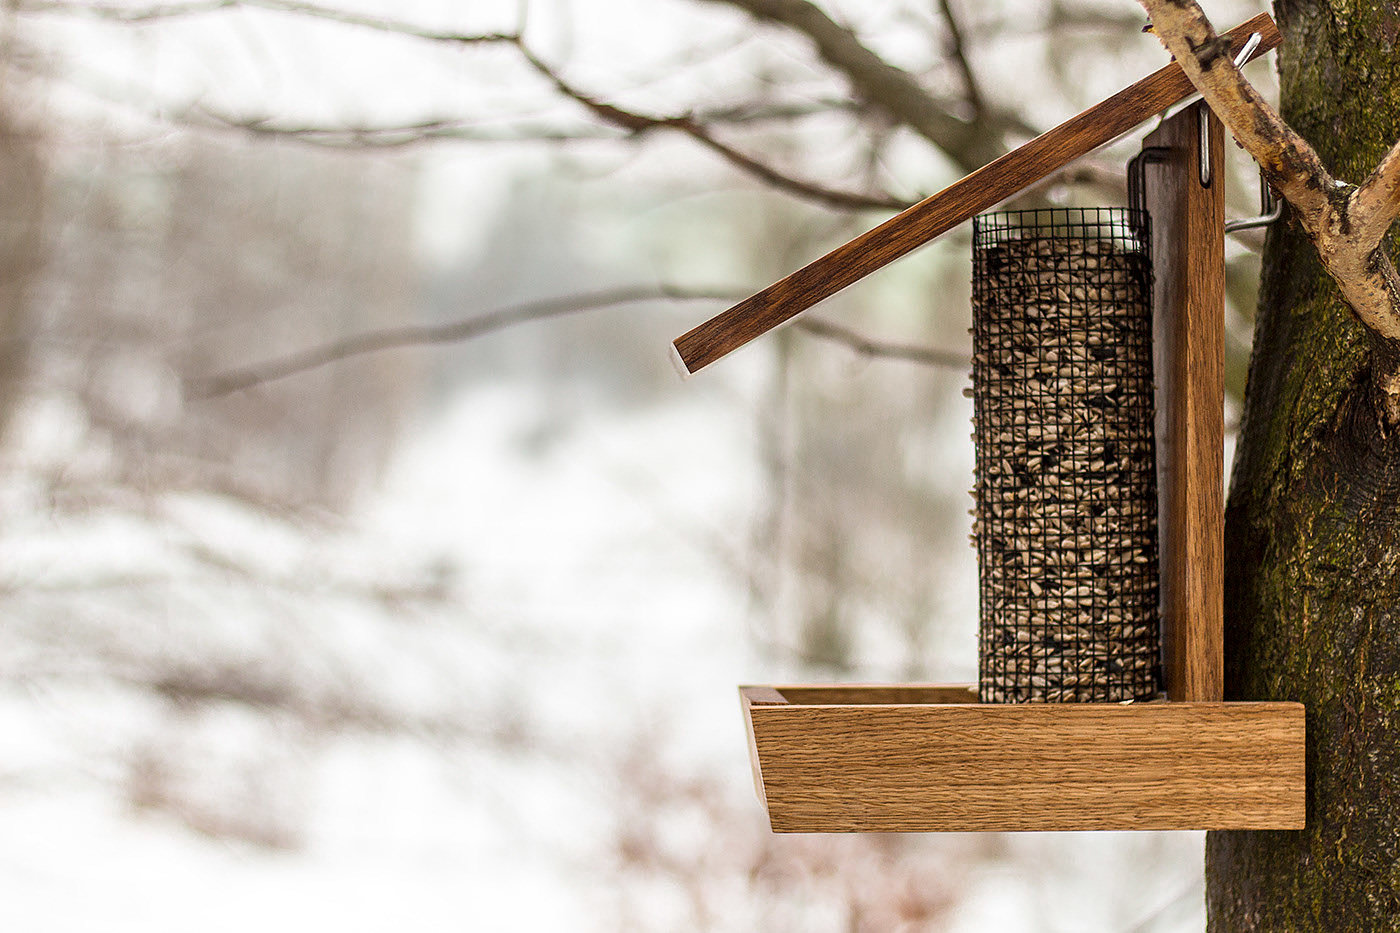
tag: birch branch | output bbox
[1352,138,1400,252]
[1141,0,1400,396]
[1140,1,1333,226]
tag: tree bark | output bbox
[1206,2,1400,929]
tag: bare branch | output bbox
[183,107,616,148]
[190,99,867,146]
[189,287,746,397]
[700,0,1014,170]
[690,96,862,125]
[1352,138,1400,252]
[514,45,911,212]
[935,0,982,119]
[191,286,970,396]
[27,0,910,212]
[794,317,968,369]
[18,0,235,21]
[20,0,522,44]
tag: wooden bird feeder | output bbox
[673,13,1305,833]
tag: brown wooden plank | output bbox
[745,691,1305,832]
[673,13,1280,374]
[1145,105,1225,702]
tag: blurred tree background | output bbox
[0,1,1273,930]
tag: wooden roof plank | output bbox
[672,12,1280,374]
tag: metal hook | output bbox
[1225,169,1283,233]
[1127,146,1171,215]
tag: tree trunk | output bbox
[1206,2,1400,929]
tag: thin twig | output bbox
[691,97,862,125]
[183,101,865,148]
[18,0,235,20]
[190,286,970,396]
[701,0,1016,171]
[188,286,743,397]
[935,0,982,119]
[20,0,521,44]
[23,0,913,211]
[514,44,911,212]
[184,107,616,147]
[794,317,968,369]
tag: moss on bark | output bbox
[1206,2,1400,930]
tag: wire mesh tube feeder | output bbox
[672,13,1305,833]
[972,208,1161,704]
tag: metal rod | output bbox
[1225,170,1284,232]
[1198,105,1212,187]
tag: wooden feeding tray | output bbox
[674,13,1307,833]
[741,685,1303,832]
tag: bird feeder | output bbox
[673,12,1305,833]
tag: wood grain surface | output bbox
[743,685,1305,832]
[750,684,980,705]
[1146,106,1226,702]
[672,13,1280,374]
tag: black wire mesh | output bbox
[971,207,1161,703]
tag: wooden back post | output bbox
[1144,104,1225,702]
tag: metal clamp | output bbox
[1225,169,1283,233]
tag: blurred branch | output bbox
[189,287,745,397]
[19,0,236,20]
[691,96,862,125]
[514,44,912,211]
[795,317,967,369]
[1046,3,1148,35]
[32,0,1029,173]
[935,0,982,119]
[24,0,911,212]
[19,0,521,44]
[192,286,971,396]
[179,99,868,148]
[182,108,618,147]
[700,0,1028,170]
[965,5,1150,47]
[1006,161,1127,207]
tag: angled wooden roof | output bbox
[672,12,1279,374]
